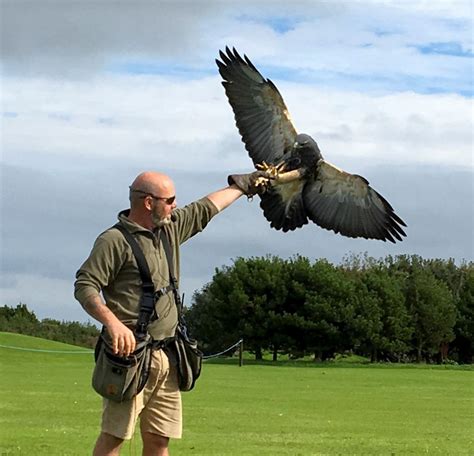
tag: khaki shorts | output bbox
[101,349,182,440]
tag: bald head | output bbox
[127,171,177,230]
[129,171,175,207]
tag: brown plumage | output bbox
[216,47,407,243]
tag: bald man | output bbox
[74,170,266,456]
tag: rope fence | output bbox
[202,338,243,360]
[0,343,93,354]
[0,339,245,364]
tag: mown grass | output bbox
[0,332,473,455]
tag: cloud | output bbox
[207,2,472,95]
[1,0,224,77]
[1,161,472,322]
[2,1,471,96]
[2,75,472,173]
[0,273,87,322]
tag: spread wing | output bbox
[260,180,309,232]
[303,161,407,243]
[216,47,297,166]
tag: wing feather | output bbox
[303,161,407,243]
[259,182,308,232]
[217,47,297,166]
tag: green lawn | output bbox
[0,332,473,455]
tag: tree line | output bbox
[187,254,473,364]
[0,304,99,348]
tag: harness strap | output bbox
[114,223,183,342]
[160,234,184,321]
[114,224,158,340]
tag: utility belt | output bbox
[150,336,175,350]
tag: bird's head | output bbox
[294,134,322,161]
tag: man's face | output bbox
[151,195,176,228]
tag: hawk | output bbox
[216,47,407,243]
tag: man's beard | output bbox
[152,212,172,228]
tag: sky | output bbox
[1,0,473,324]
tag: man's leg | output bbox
[93,432,124,456]
[139,350,181,455]
[141,431,169,456]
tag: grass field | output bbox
[1,332,473,455]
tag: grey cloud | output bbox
[2,161,472,322]
[1,0,223,76]
[178,163,474,303]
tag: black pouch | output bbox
[167,323,203,392]
[92,334,152,402]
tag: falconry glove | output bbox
[228,170,271,197]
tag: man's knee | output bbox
[93,432,125,456]
[142,431,169,454]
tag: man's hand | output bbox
[106,320,136,357]
[227,170,272,197]
[82,294,136,357]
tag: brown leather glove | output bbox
[227,170,271,196]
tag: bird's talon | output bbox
[255,176,269,187]
[256,161,285,180]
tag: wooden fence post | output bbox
[239,339,243,367]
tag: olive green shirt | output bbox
[74,197,218,341]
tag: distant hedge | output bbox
[0,304,99,348]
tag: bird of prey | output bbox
[216,47,407,243]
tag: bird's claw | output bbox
[254,161,286,192]
[256,161,286,179]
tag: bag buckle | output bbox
[154,287,168,300]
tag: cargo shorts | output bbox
[101,348,182,440]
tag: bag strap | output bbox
[114,224,161,340]
[160,232,184,321]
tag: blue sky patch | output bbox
[48,113,72,122]
[415,41,473,58]
[237,14,302,34]
[109,58,472,97]
[266,16,299,34]
[259,64,473,97]
[371,28,399,37]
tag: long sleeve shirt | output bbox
[74,197,218,341]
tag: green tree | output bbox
[452,264,474,363]
[189,256,288,359]
[358,266,412,361]
[404,264,457,362]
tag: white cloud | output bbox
[2,75,472,173]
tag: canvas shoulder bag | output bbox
[91,224,158,402]
[161,233,203,392]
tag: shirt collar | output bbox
[117,209,160,236]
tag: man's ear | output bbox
[144,196,153,211]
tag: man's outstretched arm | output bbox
[206,170,271,211]
[206,184,244,212]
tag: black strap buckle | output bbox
[154,286,168,299]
